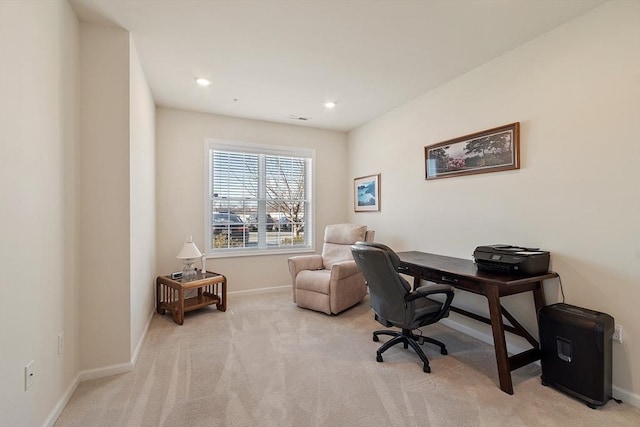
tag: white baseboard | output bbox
[45,308,155,426]
[42,373,80,427]
[228,284,290,295]
[78,362,133,382]
[612,385,640,409]
[80,307,156,382]
[439,317,533,358]
[131,308,155,369]
[441,317,640,409]
[44,364,133,427]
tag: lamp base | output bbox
[182,260,197,280]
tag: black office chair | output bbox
[351,242,455,373]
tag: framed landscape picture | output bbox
[425,122,520,180]
[354,174,380,212]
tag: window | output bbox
[205,139,314,256]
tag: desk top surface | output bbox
[397,251,558,286]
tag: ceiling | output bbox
[69,0,605,132]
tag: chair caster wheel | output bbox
[376,354,383,363]
[441,348,448,355]
[423,365,431,373]
[373,335,379,342]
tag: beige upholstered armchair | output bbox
[288,224,375,315]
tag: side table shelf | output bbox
[156,271,227,325]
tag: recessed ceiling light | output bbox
[195,77,211,86]
[324,101,337,109]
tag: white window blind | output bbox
[205,139,314,256]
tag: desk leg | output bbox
[532,281,546,314]
[486,286,513,395]
[412,274,421,290]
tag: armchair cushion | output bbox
[296,269,331,294]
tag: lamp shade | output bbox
[176,236,202,259]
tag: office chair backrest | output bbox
[351,242,413,325]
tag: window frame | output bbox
[204,138,315,258]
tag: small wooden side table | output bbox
[156,271,227,325]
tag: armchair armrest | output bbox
[288,255,323,304]
[329,260,361,280]
[288,255,323,273]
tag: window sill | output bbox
[206,246,314,259]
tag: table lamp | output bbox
[176,235,201,279]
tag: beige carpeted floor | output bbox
[55,289,640,427]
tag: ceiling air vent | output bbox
[288,115,310,121]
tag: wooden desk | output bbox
[397,251,558,395]
[156,271,226,325]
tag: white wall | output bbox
[129,38,156,363]
[78,23,157,377]
[348,0,640,402]
[0,1,80,425]
[156,108,349,292]
[79,23,131,371]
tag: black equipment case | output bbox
[538,303,614,408]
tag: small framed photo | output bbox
[354,174,380,212]
[425,122,520,180]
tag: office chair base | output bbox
[373,328,447,373]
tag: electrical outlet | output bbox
[612,324,623,343]
[25,361,34,390]
[58,333,64,355]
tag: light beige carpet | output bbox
[55,289,639,427]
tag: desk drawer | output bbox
[421,270,483,294]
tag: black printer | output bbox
[473,244,550,275]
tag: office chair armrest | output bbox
[330,260,361,280]
[405,284,454,302]
[406,284,455,323]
